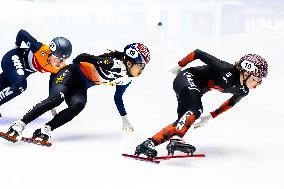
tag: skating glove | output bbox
[169,65,182,75]
[121,115,134,132]
[193,114,213,129]
[50,108,57,117]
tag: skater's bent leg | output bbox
[151,112,197,145]
[151,87,203,145]
[0,77,27,106]
[21,91,66,124]
[46,91,87,130]
[0,73,9,91]
[0,49,28,106]
[0,73,10,106]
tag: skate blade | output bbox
[155,154,205,160]
[21,137,52,147]
[122,154,160,164]
[0,131,18,143]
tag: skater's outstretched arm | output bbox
[15,29,42,52]
[194,92,249,129]
[114,82,134,131]
[210,92,248,118]
[114,82,131,116]
[170,49,234,75]
[178,49,233,72]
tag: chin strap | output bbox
[124,57,134,77]
[46,53,52,65]
[242,71,251,85]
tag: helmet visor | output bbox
[51,54,66,63]
[134,62,146,70]
[252,75,262,84]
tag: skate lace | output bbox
[171,138,186,144]
[11,121,26,135]
[147,141,155,149]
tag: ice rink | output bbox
[0,0,283,188]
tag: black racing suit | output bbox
[150,49,250,145]
[173,49,249,123]
[21,53,132,131]
[22,64,87,130]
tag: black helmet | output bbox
[49,37,72,59]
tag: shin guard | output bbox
[152,112,196,145]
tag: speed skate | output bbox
[122,153,205,164]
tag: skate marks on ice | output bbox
[0,116,51,126]
[54,131,123,143]
[0,132,123,148]
[170,145,254,167]
[0,117,21,126]
[197,145,253,158]
[146,145,251,167]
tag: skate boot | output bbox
[0,120,26,142]
[22,125,52,147]
[166,137,196,155]
[135,139,158,158]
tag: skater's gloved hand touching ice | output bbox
[193,114,213,129]
[121,115,134,132]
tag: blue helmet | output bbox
[124,43,150,64]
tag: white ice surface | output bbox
[0,0,283,189]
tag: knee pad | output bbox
[74,101,86,111]
[11,82,27,95]
[0,87,14,100]
[175,108,202,128]
[69,100,86,113]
